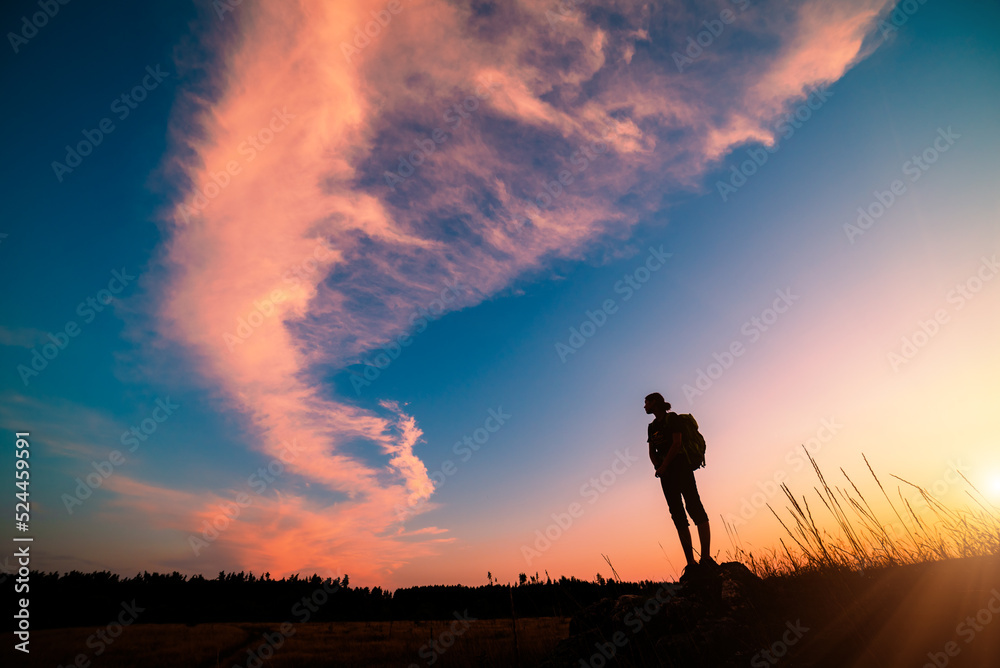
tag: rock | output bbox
[567,596,615,636]
[717,561,762,588]
[610,594,645,624]
[546,563,767,666]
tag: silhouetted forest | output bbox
[9,569,665,630]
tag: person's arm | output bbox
[654,432,683,477]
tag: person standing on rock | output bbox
[645,392,716,581]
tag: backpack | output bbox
[671,412,707,470]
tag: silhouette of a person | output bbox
[645,392,714,581]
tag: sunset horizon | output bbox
[2,0,999,600]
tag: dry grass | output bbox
[258,617,568,667]
[12,623,251,667]
[14,617,570,668]
[724,450,1000,578]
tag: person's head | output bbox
[644,392,671,416]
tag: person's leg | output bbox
[660,474,696,566]
[676,524,695,565]
[696,520,711,563]
[678,469,712,563]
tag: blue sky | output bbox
[1,0,998,587]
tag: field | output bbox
[13,455,1000,667]
[15,617,570,668]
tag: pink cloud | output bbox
[97,472,445,583]
[147,0,898,584]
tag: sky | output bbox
[1,0,998,589]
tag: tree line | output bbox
[10,569,666,630]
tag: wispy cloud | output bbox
[0,326,46,348]
[0,393,122,460]
[94,473,444,582]
[146,0,895,583]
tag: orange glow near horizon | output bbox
[21,0,999,591]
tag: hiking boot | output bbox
[700,556,719,571]
[679,563,700,583]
